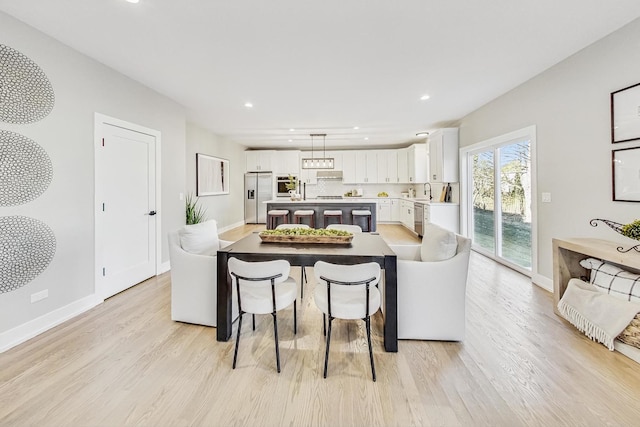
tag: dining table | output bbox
[216,231,398,352]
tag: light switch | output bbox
[541,192,551,203]
[179,193,184,201]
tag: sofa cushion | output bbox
[421,223,458,262]
[180,220,220,256]
[579,257,640,303]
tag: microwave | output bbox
[276,175,297,197]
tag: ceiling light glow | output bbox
[353,126,359,130]
[244,102,253,108]
[420,94,430,100]
[289,128,295,132]
[126,0,140,3]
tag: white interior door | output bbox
[95,116,159,299]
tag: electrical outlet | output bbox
[31,289,48,303]
[541,192,552,203]
[179,192,184,200]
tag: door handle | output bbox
[147,210,157,216]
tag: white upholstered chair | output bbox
[168,225,238,327]
[313,261,381,381]
[229,257,298,373]
[276,223,310,297]
[389,224,471,341]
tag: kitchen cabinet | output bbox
[423,202,459,233]
[400,200,414,230]
[390,198,401,222]
[273,150,300,175]
[245,150,274,172]
[376,150,399,183]
[407,143,428,183]
[428,128,459,183]
[354,151,376,184]
[342,151,357,183]
[377,199,391,222]
[300,168,317,185]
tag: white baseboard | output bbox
[158,260,171,274]
[0,294,103,353]
[219,220,246,234]
[532,273,553,292]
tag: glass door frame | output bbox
[459,125,538,277]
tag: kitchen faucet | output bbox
[424,183,432,200]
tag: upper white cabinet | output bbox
[406,144,428,183]
[342,151,357,183]
[376,150,399,183]
[428,128,459,183]
[273,150,300,175]
[245,150,275,172]
[354,151,376,184]
[300,168,317,185]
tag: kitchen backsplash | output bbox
[301,180,459,203]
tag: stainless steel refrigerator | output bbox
[244,172,273,223]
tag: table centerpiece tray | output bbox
[258,230,353,245]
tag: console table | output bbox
[553,237,640,363]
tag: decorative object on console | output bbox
[590,218,640,253]
[611,82,640,144]
[579,257,640,303]
[0,44,55,124]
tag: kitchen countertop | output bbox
[267,197,458,205]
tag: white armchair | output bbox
[168,230,238,327]
[389,233,471,341]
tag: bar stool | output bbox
[351,209,372,232]
[323,210,343,228]
[293,210,315,228]
[267,209,289,229]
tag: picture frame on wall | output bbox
[196,153,229,196]
[611,82,640,143]
[612,146,640,202]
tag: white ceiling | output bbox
[2,1,640,150]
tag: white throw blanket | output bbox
[557,278,640,350]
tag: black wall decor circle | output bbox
[0,130,53,206]
[0,216,57,293]
[0,44,55,124]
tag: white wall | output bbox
[457,17,640,282]
[185,122,246,230]
[0,12,187,343]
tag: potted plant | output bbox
[185,193,207,224]
[285,174,300,200]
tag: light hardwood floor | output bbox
[1,224,640,426]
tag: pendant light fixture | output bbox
[302,133,334,169]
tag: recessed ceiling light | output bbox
[289,128,295,132]
[420,94,430,101]
[126,0,139,3]
[416,132,429,137]
[353,126,359,130]
[288,139,293,142]
[244,102,253,108]
[364,137,369,141]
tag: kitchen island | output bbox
[266,199,377,230]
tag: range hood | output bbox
[316,170,343,180]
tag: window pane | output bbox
[472,151,495,252]
[499,141,531,269]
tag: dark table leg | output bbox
[216,250,232,341]
[383,254,398,352]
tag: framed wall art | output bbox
[612,146,640,202]
[196,153,229,196]
[611,82,640,143]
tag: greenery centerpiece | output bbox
[259,227,353,244]
[285,174,300,200]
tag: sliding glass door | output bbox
[464,128,535,273]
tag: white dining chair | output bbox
[326,224,362,233]
[228,257,298,373]
[275,223,311,298]
[313,260,381,381]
